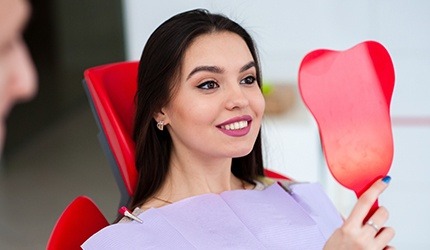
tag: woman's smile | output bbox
[216,115,252,137]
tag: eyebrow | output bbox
[186,61,256,80]
[240,61,256,73]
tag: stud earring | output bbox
[157,121,164,131]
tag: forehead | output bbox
[0,0,30,44]
[182,31,253,70]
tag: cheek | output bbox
[252,91,266,118]
[168,95,218,127]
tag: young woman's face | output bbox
[0,0,37,154]
[160,31,265,162]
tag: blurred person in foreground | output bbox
[0,0,37,157]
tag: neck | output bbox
[156,150,245,203]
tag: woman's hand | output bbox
[324,176,395,250]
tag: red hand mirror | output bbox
[298,41,395,214]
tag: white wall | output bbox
[122,0,430,248]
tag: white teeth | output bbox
[222,121,248,130]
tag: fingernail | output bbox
[382,175,391,184]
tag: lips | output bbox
[216,115,252,137]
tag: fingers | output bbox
[347,176,391,225]
[362,206,389,236]
[328,176,395,249]
[361,205,394,249]
[384,245,396,250]
[376,226,396,249]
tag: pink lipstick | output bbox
[217,115,252,137]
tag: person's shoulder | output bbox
[81,222,139,249]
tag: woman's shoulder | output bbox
[81,221,138,249]
[82,208,188,248]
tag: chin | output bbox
[230,146,254,158]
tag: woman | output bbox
[83,9,394,249]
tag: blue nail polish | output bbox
[382,176,391,184]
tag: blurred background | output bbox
[1,0,429,248]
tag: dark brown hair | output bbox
[131,9,264,208]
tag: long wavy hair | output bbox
[131,9,265,209]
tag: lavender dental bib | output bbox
[83,183,342,249]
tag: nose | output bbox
[225,83,249,110]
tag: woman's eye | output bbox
[240,76,256,85]
[197,80,219,90]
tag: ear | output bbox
[153,108,171,125]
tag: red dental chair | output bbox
[46,196,109,250]
[47,61,289,249]
[84,61,139,208]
